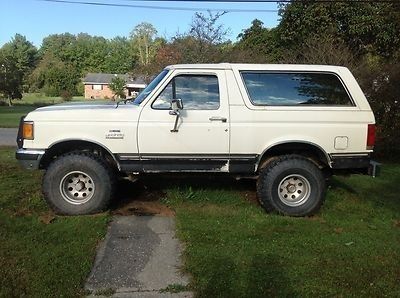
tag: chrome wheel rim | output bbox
[278,174,311,207]
[60,171,95,205]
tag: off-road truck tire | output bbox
[42,151,115,215]
[257,155,326,217]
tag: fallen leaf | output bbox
[39,213,56,225]
[334,227,344,234]
[393,220,400,228]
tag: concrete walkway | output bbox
[0,128,17,147]
[86,216,192,298]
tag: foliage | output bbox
[277,1,400,58]
[178,11,230,63]
[139,10,230,76]
[0,52,23,105]
[357,61,400,158]
[109,76,126,100]
[0,34,37,105]
[30,53,81,97]
[236,19,281,62]
[31,33,136,96]
[60,90,72,101]
[105,37,135,73]
[130,22,159,66]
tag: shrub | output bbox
[60,90,72,101]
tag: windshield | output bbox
[133,69,169,105]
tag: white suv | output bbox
[16,64,378,216]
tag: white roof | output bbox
[165,63,348,72]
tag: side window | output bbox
[152,75,220,110]
[241,72,354,106]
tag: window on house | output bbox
[92,84,103,90]
[152,75,220,110]
[241,72,354,106]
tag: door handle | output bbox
[209,116,227,123]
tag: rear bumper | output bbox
[330,154,380,177]
[15,149,45,170]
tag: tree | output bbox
[158,11,230,65]
[183,11,230,63]
[104,37,134,73]
[0,34,37,105]
[0,52,23,106]
[109,77,126,100]
[30,53,80,97]
[1,34,37,76]
[236,19,281,62]
[130,22,158,66]
[277,1,400,59]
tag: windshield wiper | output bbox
[115,98,133,108]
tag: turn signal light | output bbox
[23,122,34,140]
[367,124,375,150]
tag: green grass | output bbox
[157,168,400,296]
[1,142,399,296]
[0,106,36,127]
[12,93,84,106]
[0,147,109,297]
[0,93,85,127]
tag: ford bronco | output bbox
[16,64,378,216]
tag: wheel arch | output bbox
[256,141,331,172]
[39,139,120,171]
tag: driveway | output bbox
[86,216,192,297]
[0,128,17,147]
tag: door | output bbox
[137,69,230,172]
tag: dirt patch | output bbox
[38,212,56,224]
[113,200,175,217]
[241,190,258,205]
[111,179,174,216]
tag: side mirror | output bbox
[171,98,183,111]
[169,98,183,133]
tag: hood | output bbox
[35,101,119,112]
[25,101,140,122]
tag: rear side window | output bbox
[241,72,354,106]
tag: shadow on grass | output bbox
[111,174,257,212]
[197,254,296,297]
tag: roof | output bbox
[165,63,349,72]
[83,73,146,85]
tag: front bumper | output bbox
[15,149,45,170]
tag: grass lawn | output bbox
[157,168,400,296]
[1,142,399,297]
[0,106,36,128]
[0,94,85,128]
[0,147,109,297]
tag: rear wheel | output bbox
[257,155,326,216]
[43,152,115,215]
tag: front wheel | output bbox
[43,152,115,215]
[257,155,326,217]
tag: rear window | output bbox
[241,72,354,106]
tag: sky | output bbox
[0,0,280,47]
